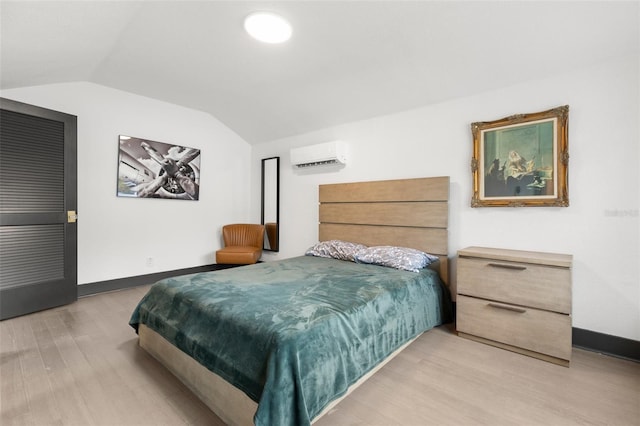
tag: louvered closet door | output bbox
[0,98,77,320]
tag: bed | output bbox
[129,176,451,425]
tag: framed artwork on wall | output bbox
[117,135,201,200]
[471,105,569,207]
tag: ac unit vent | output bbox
[290,141,347,168]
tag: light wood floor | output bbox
[1,285,638,426]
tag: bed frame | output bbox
[138,176,450,425]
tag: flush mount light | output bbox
[244,12,292,43]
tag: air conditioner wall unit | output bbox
[290,141,347,168]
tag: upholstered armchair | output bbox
[215,223,265,265]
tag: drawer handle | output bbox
[487,262,527,271]
[488,303,526,314]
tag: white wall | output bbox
[2,82,252,284]
[251,54,640,341]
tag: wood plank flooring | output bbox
[1,285,638,426]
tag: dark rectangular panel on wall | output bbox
[0,110,67,291]
[0,110,65,213]
[0,225,65,289]
[0,97,77,320]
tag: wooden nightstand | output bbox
[456,246,573,366]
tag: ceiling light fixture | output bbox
[244,12,292,44]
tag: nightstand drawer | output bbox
[457,295,572,361]
[457,257,571,314]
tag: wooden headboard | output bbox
[318,176,450,284]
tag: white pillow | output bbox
[354,246,438,272]
[305,240,368,262]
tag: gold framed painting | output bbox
[471,105,569,207]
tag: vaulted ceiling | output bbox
[1,1,638,144]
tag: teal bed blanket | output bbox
[129,256,450,426]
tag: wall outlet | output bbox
[146,257,154,267]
